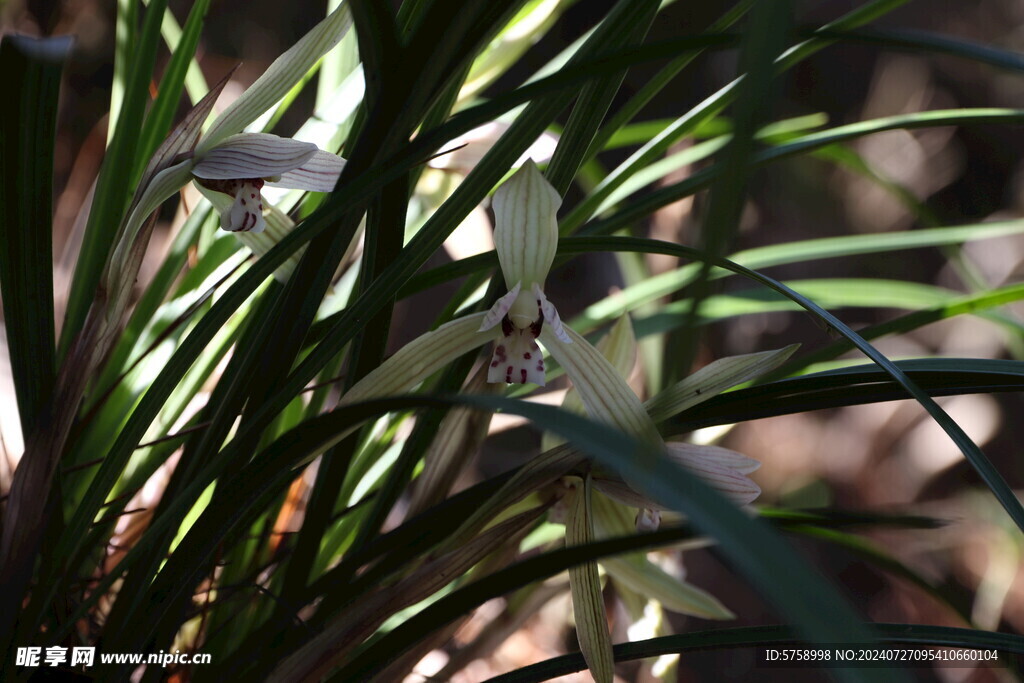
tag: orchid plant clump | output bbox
[2,1,1022,682]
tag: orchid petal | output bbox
[107,159,193,294]
[198,4,353,153]
[492,159,561,289]
[668,442,761,475]
[192,133,318,180]
[116,159,194,250]
[130,70,234,218]
[541,314,633,453]
[588,493,732,619]
[594,459,760,509]
[266,149,345,192]
[590,477,654,509]
[599,314,638,380]
[534,283,570,343]
[666,443,761,505]
[478,282,521,332]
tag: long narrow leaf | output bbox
[0,35,70,436]
[60,0,169,357]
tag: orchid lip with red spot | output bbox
[479,281,566,386]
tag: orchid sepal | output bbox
[565,476,615,683]
[196,4,354,154]
[492,159,560,290]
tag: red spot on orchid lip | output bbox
[241,198,246,205]
[520,369,527,383]
[523,352,531,359]
[490,361,499,367]
[505,365,514,383]
[251,193,257,199]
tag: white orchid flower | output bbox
[334,162,779,683]
[181,4,352,233]
[190,133,345,233]
[478,159,570,386]
[110,3,353,260]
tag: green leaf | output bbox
[0,35,70,436]
[108,0,138,136]
[544,0,658,195]
[60,0,169,357]
[133,0,211,179]
[583,109,1024,239]
[572,220,1024,329]
[400,221,1024,304]
[269,506,546,681]
[766,282,1024,379]
[668,0,793,382]
[673,358,1024,430]
[589,0,754,157]
[822,28,1024,74]
[152,0,209,104]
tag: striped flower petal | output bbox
[669,442,761,476]
[479,282,521,332]
[266,148,345,192]
[666,443,761,505]
[192,133,318,180]
[594,443,761,508]
[535,284,570,343]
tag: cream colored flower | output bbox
[191,133,344,233]
[478,160,570,386]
